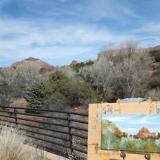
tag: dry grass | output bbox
[0,124,46,160]
[10,98,28,108]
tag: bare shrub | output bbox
[80,41,153,101]
[0,67,46,107]
[0,124,45,160]
[145,89,160,101]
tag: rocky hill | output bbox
[136,127,153,139]
[98,45,160,62]
[11,57,53,71]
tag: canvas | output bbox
[102,114,160,153]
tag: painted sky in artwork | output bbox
[102,114,160,134]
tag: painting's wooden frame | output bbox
[88,100,160,160]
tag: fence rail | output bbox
[0,107,88,160]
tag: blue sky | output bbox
[102,114,160,134]
[0,0,160,66]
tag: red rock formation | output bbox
[137,127,153,139]
[71,60,78,65]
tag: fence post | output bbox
[13,108,17,125]
[68,112,73,158]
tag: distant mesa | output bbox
[11,57,53,71]
[136,127,153,139]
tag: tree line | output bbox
[0,41,160,111]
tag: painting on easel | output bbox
[102,114,160,153]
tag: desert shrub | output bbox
[47,71,97,107]
[150,50,160,62]
[0,68,40,98]
[145,88,160,101]
[59,66,77,79]
[149,66,160,89]
[152,67,160,77]
[80,42,153,102]
[0,67,44,107]
[103,78,125,102]
[71,60,94,72]
[149,77,160,89]
[0,124,45,160]
[25,71,97,111]
[0,80,12,107]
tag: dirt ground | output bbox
[26,145,68,160]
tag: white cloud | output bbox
[132,22,160,47]
[18,0,136,21]
[0,17,133,66]
[134,23,160,33]
[0,0,159,66]
[86,0,136,20]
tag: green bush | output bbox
[45,71,97,107]
[25,71,97,111]
[71,60,94,72]
[25,82,46,112]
